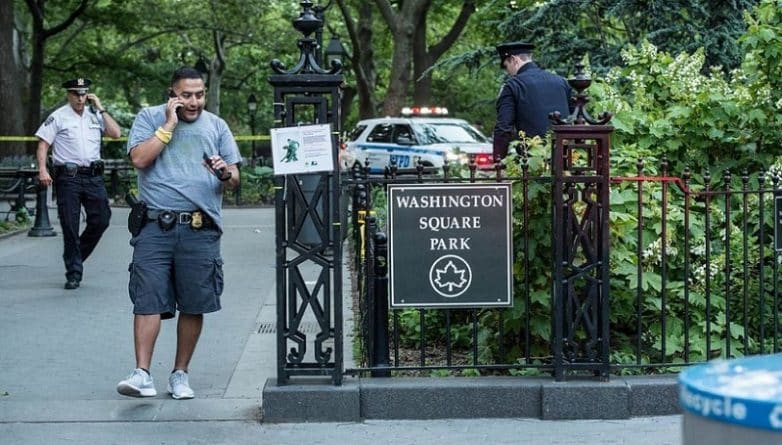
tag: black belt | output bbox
[54,165,100,176]
[147,209,216,230]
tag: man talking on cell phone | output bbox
[118,67,240,400]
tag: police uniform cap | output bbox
[496,42,535,67]
[62,78,92,95]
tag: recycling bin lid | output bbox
[679,354,782,432]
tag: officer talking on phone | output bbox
[118,67,240,400]
[35,77,121,290]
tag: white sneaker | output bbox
[167,370,195,400]
[117,368,157,397]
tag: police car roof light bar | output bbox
[401,106,449,117]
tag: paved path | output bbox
[0,207,682,444]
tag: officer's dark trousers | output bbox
[54,173,111,282]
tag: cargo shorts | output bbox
[128,222,224,319]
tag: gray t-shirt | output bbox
[127,104,240,230]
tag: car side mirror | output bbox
[396,136,414,145]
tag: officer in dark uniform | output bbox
[493,42,572,159]
[35,78,121,289]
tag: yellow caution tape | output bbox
[0,136,38,141]
[233,135,271,141]
[0,136,129,142]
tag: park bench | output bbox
[0,167,38,221]
[0,159,133,222]
[103,158,135,199]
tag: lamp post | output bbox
[247,93,258,165]
[312,0,334,66]
[324,34,347,68]
[324,34,348,130]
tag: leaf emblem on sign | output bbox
[434,260,468,291]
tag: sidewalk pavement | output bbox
[0,207,682,444]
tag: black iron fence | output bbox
[345,156,782,379]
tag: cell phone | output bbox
[203,152,225,178]
[88,98,97,114]
[168,90,184,113]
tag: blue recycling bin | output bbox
[679,354,782,444]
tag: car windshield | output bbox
[412,122,487,144]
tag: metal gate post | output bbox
[550,63,614,381]
[28,180,56,237]
[370,230,391,377]
[268,0,345,385]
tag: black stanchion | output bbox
[28,182,56,237]
[110,168,120,198]
[371,231,390,377]
[234,180,241,206]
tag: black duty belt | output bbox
[147,209,216,230]
[54,165,99,176]
[54,161,104,177]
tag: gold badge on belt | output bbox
[191,211,203,229]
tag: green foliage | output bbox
[508,359,545,377]
[499,0,758,75]
[17,0,307,139]
[375,1,782,374]
[230,165,275,205]
[589,31,782,173]
[15,208,31,225]
[460,368,481,377]
[0,208,30,235]
[396,309,472,349]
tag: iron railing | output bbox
[345,157,782,379]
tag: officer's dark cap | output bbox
[62,78,91,95]
[496,42,535,67]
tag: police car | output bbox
[344,107,493,173]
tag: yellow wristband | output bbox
[154,127,172,144]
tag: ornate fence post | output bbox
[550,63,613,381]
[268,0,344,385]
[370,230,390,377]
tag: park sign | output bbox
[269,124,334,175]
[388,183,513,308]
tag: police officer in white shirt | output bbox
[35,78,121,290]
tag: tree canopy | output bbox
[2,0,780,168]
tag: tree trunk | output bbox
[206,67,221,115]
[382,24,413,116]
[412,16,432,106]
[23,0,90,155]
[0,1,27,158]
[336,0,378,119]
[26,11,46,153]
[355,2,377,118]
[205,30,226,115]
[375,0,431,117]
[340,84,357,129]
[413,1,476,106]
